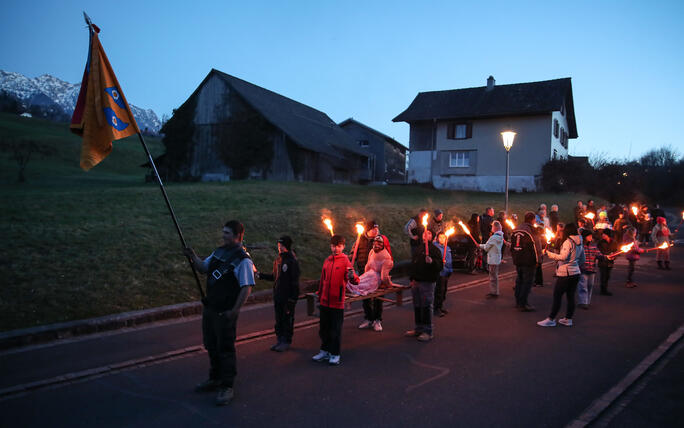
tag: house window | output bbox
[358,139,369,148]
[560,128,568,149]
[449,151,470,168]
[553,149,557,159]
[447,123,472,140]
[560,104,565,116]
[553,119,559,138]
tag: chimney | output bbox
[486,75,495,91]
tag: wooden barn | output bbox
[158,69,370,183]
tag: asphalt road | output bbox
[1,250,682,428]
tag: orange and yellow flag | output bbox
[70,24,140,170]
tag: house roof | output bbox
[338,118,407,152]
[210,69,367,159]
[393,77,577,138]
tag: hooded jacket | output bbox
[318,254,354,309]
[480,231,504,265]
[546,235,584,276]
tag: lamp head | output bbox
[501,131,516,151]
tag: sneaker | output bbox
[417,332,433,342]
[312,350,330,362]
[486,293,499,299]
[215,387,234,406]
[372,320,383,332]
[520,304,536,312]
[195,378,221,393]
[328,355,341,365]
[440,308,449,314]
[404,329,419,337]
[558,318,573,327]
[358,320,372,329]
[270,342,280,351]
[537,318,557,327]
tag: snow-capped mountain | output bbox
[0,70,161,134]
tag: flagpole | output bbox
[137,132,206,300]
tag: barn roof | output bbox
[393,77,577,138]
[211,69,367,159]
[338,118,407,152]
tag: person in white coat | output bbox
[480,221,504,298]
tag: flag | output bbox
[70,22,140,170]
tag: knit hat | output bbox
[657,216,666,224]
[330,234,345,246]
[434,209,443,217]
[277,235,293,251]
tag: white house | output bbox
[393,76,578,192]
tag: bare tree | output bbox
[0,137,56,183]
[639,146,680,168]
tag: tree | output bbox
[0,137,56,183]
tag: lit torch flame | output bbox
[505,219,516,230]
[620,242,635,253]
[445,227,456,238]
[544,227,555,244]
[681,211,684,220]
[355,223,364,235]
[631,206,638,216]
[323,218,334,236]
[658,242,669,249]
[421,213,429,228]
[584,212,595,220]
[458,220,470,235]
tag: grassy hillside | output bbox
[0,112,600,331]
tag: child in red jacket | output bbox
[312,235,358,365]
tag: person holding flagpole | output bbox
[184,221,255,405]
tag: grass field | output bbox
[0,112,599,331]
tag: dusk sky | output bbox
[2,0,683,161]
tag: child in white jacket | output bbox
[480,221,504,298]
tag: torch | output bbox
[631,206,639,217]
[350,222,365,267]
[458,220,479,245]
[645,242,673,252]
[584,212,595,221]
[505,219,516,230]
[323,218,334,236]
[422,213,429,255]
[443,227,455,263]
[544,227,555,248]
[608,242,635,259]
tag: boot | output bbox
[665,261,671,270]
[270,337,283,351]
[657,261,663,270]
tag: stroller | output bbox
[448,232,481,273]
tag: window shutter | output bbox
[466,123,472,138]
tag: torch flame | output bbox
[631,206,638,216]
[323,218,334,236]
[544,227,555,244]
[505,219,516,230]
[681,211,684,220]
[658,242,669,249]
[421,213,429,228]
[458,220,471,235]
[445,227,456,238]
[620,242,635,253]
[355,223,365,235]
[584,212,595,220]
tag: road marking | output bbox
[404,353,451,393]
[565,322,684,428]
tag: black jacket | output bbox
[409,242,444,282]
[481,214,493,241]
[355,233,374,271]
[511,223,542,267]
[261,251,300,304]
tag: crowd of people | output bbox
[182,200,675,405]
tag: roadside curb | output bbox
[565,322,684,428]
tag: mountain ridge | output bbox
[0,70,161,134]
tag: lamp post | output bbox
[501,131,516,214]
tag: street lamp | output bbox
[501,131,516,214]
